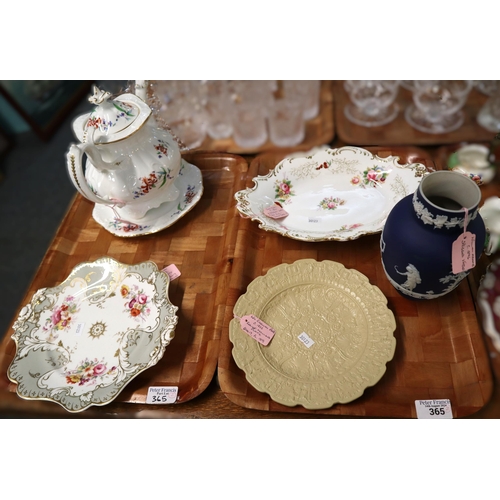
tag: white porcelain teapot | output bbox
[66,86,181,222]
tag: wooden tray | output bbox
[334,81,494,146]
[0,151,248,415]
[435,143,500,417]
[184,80,334,155]
[218,146,494,418]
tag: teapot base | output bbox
[92,161,203,237]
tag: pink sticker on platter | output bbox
[162,264,181,281]
[452,232,476,274]
[238,314,276,346]
[263,204,289,219]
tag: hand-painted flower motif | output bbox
[359,165,389,188]
[43,296,79,340]
[274,178,295,203]
[122,284,151,321]
[154,139,170,158]
[65,357,117,386]
[319,197,346,211]
[350,175,362,186]
[109,220,151,233]
[173,185,197,216]
[133,166,174,198]
[338,223,363,232]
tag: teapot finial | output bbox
[89,86,111,105]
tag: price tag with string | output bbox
[235,313,276,346]
[452,207,476,274]
[263,202,289,219]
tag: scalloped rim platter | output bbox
[229,259,397,409]
[8,257,178,412]
[235,146,427,241]
[477,258,500,352]
[93,160,203,237]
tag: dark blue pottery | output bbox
[381,170,485,300]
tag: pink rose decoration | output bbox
[367,170,378,181]
[93,363,106,376]
[138,294,147,304]
[280,183,290,193]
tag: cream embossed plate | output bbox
[8,257,178,412]
[235,146,427,241]
[229,259,397,409]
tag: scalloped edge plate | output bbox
[229,259,396,409]
[235,146,427,241]
[8,257,178,412]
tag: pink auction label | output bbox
[263,204,289,219]
[162,264,181,281]
[238,314,276,346]
[452,232,476,274]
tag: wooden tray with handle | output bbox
[0,151,248,416]
[218,145,494,418]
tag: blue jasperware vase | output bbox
[381,170,486,300]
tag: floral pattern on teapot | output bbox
[87,101,137,135]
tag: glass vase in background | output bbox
[405,80,472,134]
[344,80,400,127]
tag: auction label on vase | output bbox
[452,232,476,274]
[146,386,179,404]
[415,399,453,419]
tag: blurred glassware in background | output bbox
[268,95,305,147]
[474,80,500,97]
[146,80,321,149]
[153,80,207,149]
[400,80,416,92]
[477,87,500,133]
[343,80,400,127]
[230,98,268,149]
[283,80,321,120]
[405,80,472,134]
[201,80,233,140]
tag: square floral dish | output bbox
[7,257,178,412]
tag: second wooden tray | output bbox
[218,146,494,418]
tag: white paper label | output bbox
[415,399,453,419]
[74,323,85,336]
[146,386,178,404]
[298,332,315,348]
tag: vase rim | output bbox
[419,170,481,213]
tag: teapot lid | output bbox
[75,86,152,144]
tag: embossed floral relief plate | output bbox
[235,146,427,241]
[93,160,203,237]
[8,257,178,412]
[229,259,397,409]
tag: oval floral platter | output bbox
[229,259,397,410]
[235,146,428,241]
[8,257,178,412]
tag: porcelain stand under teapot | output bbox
[66,86,182,224]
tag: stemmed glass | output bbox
[477,83,500,133]
[405,80,472,134]
[343,80,400,127]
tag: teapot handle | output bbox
[66,143,124,208]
